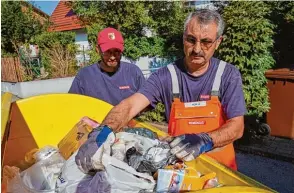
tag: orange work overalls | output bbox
[167,61,237,170]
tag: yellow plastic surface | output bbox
[186,155,275,192]
[14,94,113,147]
[1,92,13,141]
[5,93,276,192]
[191,186,274,193]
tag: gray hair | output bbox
[184,9,225,37]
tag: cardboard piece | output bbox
[58,117,99,160]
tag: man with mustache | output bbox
[69,27,145,106]
[76,9,246,173]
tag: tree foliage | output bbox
[266,1,294,68]
[138,103,166,123]
[32,31,76,49]
[68,1,189,60]
[216,2,275,117]
[1,1,44,55]
[269,1,294,23]
[147,1,192,58]
[33,31,77,77]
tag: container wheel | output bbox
[258,123,271,136]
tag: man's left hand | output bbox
[169,133,214,162]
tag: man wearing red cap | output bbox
[69,27,145,106]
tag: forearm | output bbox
[101,100,132,132]
[208,116,244,148]
[101,93,150,133]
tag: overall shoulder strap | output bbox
[211,60,227,97]
[167,64,180,98]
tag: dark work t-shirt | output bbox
[69,61,145,106]
[138,57,247,121]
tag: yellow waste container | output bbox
[1,93,276,192]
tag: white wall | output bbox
[184,1,216,10]
[1,77,74,99]
[122,56,171,79]
[74,29,91,66]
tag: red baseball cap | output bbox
[97,27,124,52]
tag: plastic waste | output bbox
[56,151,89,192]
[58,117,100,160]
[80,116,100,128]
[124,128,158,140]
[34,146,60,162]
[2,166,20,192]
[75,171,111,193]
[156,168,216,192]
[112,139,126,161]
[126,142,173,175]
[24,148,39,165]
[203,177,221,189]
[89,131,160,172]
[116,132,159,155]
[90,130,115,170]
[102,154,156,193]
[7,146,65,193]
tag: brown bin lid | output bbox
[265,68,294,80]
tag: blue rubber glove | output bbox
[169,133,214,162]
[75,125,113,173]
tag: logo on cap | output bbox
[108,33,115,40]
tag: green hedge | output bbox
[217,2,275,117]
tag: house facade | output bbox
[48,1,90,66]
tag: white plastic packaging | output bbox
[55,152,90,193]
[8,146,65,193]
[102,154,156,193]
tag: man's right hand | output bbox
[75,125,114,173]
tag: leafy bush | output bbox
[266,1,294,68]
[217,2,275,117]
[32,31,76,48]
[33,31,77,78]
[124,36,165,60]
[147,1,191,58]
[138,103,166,123]
[85,24,104,64]
[44,44,78,78]
[1,1,44,55]
[69,1,190,61]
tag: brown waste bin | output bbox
[265,68,294,139]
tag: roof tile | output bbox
[48,1,83,32]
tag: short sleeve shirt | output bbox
[138,57,247,121]
[69,61,145,106]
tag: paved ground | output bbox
[236,152,294,193]
[235,134,294,193]
[234,135,294,163]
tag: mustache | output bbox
[190,51,204,57]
